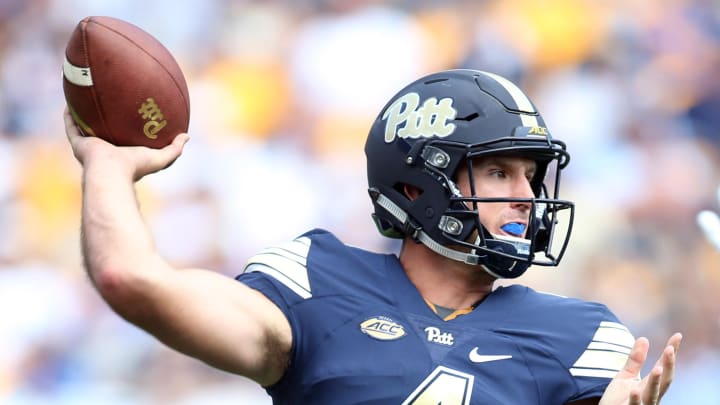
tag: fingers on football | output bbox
[156,133,189,172]
[164,132,189,159]
[64,108,82,140]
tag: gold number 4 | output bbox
[401,366,475,405]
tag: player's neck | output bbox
[399,239,495,310]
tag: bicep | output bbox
[125,265,292,387]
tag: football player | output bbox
[65,69,681,404]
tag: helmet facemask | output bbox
[403,138,575,279]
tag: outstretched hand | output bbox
[64,108,189,181]
[599,333,682,405]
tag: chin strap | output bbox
[417,231,481,265]
[374,192,481,265]
[373,191,535,280]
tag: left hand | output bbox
[599,333,682,405]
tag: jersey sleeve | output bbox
[543,294,635,402]
[234,229,393,401]
[568,319,635,380]
[235,234,314,316]
[503,287,635,403]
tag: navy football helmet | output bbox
[365,69,574,279]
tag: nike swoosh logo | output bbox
[469,347,513,363]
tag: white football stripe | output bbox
[243,237,312,299]
[63,56,93,86]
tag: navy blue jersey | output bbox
[237,229,634,404]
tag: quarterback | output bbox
[65,69,681,404]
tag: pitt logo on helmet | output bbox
[383,92,457,143]
[360,316,406,340]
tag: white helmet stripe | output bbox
[520,114,539,127]
[478,71,538,127]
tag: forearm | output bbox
[79,164,292,384]
[80,160,164,312]
[65,120,292,384]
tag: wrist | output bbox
[82,155,137,185]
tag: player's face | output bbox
[456,156,536,238]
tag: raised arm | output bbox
[65,110,291,387]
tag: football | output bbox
[62,16,190,148]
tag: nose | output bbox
[510,176,534,210]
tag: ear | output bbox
[403,184,422,201]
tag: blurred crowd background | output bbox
[1,0,719,403]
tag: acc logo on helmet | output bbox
[382,92,457,143]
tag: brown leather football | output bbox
[63,16,190,148]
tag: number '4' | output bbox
[402,366,474,405]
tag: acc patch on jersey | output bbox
[360,316,406,341]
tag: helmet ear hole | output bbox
[399,183,424,202]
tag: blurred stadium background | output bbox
[1,0,719,403]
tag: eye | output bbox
[489,169,506,179]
